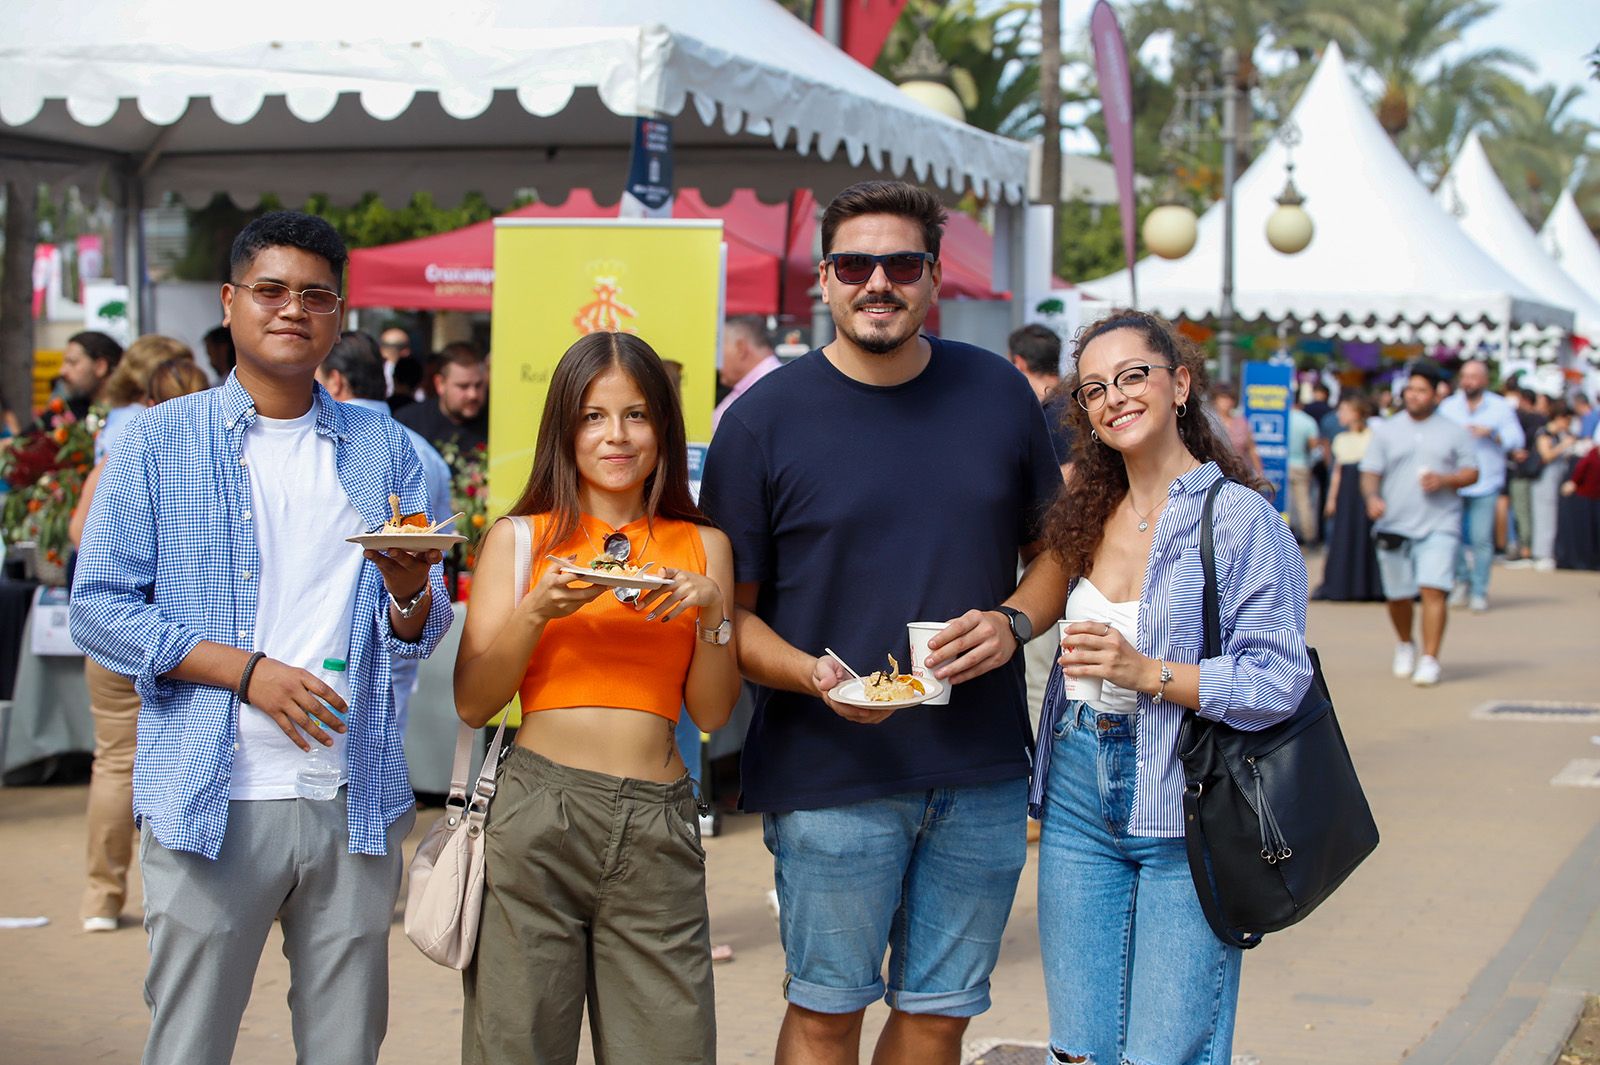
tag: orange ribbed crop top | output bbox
[518,513,707,721]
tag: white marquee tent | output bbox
[1081,42,1573,351]
[0,0,1032,325]
[1434,132,1600,343]
[1541,188,1600,345]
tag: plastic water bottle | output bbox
[295,658,348,801]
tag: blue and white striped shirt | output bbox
[70,375,453,860]
[1028,463,1313,837]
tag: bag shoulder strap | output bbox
[1186,476,1264,950]
[1199,477,1227,659]
[445,516,530,813]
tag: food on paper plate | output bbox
[586,556,647,577]
[380,513,432,535]
[862,655,926,703]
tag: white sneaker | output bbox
[1470,595,1489,613]
[1448,584,1468,608]
[1534,558,1555,572]
[1392,642,1417,678]
[82,916,118,933]
[1412,656,1441,686]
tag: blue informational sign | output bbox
[622,116,674,217]
[1242,358,1293,516]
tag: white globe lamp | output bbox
[897,80,966,124]
[1143,203,1199,260]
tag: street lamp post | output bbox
[1144,47,1313,383]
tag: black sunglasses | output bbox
[825,251,936,286]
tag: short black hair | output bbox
[68,330,124,371]
[1312,382,1331,397]
[230,210,347,286]
[1007,323,1061,376]
[323,332,387,401]
[1406,359,1444,386]
[393,357,423,393]
[822,180,947,258]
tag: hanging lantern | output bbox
[893,29,966,124]
[1266,164,1314,255]
[1144,203,1199,259]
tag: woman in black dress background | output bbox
[1316,393,1385,601]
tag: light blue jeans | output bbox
[1456,492,1498,598]
[1037,702,1242,1065]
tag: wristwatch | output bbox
[994,605,1033,647]
[390,585,429,619]
[697,617,732,646]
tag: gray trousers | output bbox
[138,793,415,1065]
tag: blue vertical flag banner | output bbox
[620,117,674,219]
[1242,359,1293,516]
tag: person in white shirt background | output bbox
[1437,358,1524,612]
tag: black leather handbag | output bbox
[1177,479,1380,949]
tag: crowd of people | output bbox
[31,177,1598,1065]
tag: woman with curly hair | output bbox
[1025,311,1314,1065]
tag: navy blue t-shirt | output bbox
[700,335,1063,813]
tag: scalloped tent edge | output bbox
[1079,42,1575,358]
[0,0,1032,331]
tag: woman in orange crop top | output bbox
[453,332,739,1065]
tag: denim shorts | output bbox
[1376,528,1459,600]
[761,777,1028,1017]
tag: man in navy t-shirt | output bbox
[700,180,1065,1064]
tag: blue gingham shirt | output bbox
[70,375,452,859]
[1028,463,1313,837]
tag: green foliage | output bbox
[876,0,1045,139]
[1055,195,1158,284]
[1482,81,1598,226]
[171,191,500,282]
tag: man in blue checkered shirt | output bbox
[71,211,453,1065]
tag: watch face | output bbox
[1003,607,1032,643]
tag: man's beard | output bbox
[1462,386,1483,400]
[835,295,922,355]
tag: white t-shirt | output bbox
[230,408,369,800]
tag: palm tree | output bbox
[875,0,1043,139]
[1403,61,1524,184]
[1483,81,1598,226]
[1336,0,1528,147]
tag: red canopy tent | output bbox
[345,189,1003,317]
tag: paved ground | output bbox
[3,559,1599,1064]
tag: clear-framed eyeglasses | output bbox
[236,281,343,315]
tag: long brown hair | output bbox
[1042,309,1266,578]
[507,332,711,556]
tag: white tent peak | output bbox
[1081,40,1572,345]
[1540,188,1600,339]
[1435,132,1600,338]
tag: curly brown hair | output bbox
[1042,309,1267,577]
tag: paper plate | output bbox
[348,533,468,552]
[555,564,675,591]
[829,675,945,710]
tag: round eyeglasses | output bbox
[237,281,343,316]
[1070,364,1176,412]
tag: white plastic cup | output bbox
[906,622,954,706]
[1057,619,1105,706]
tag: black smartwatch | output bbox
[994,605,1033,646]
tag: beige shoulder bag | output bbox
[403,515,531,969]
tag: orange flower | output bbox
[26,499,41,513]
[52,427,68,445]
[471,513,486,528]
[49,397,64,414]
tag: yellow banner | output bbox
[487,219,725,518]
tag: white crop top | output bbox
[1062,578,1142,714]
